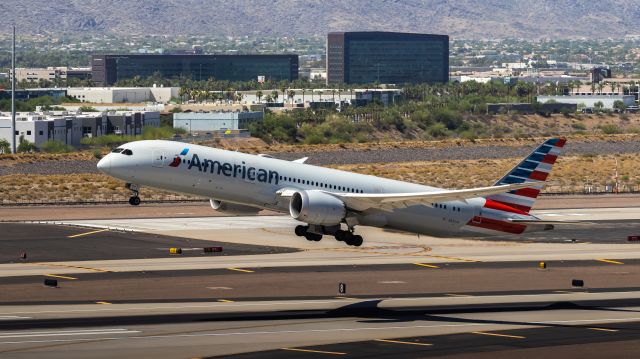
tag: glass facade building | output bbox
[92,54,299,86]
[327,32,449,85]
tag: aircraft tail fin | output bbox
[486,138,566,213]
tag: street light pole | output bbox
[11,25,16,153]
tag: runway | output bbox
[2,205,640,357]
[1,292,640,358]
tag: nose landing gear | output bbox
[126,183,141,206]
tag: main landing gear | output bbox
[294,225,363,247]
[126,183,141,206]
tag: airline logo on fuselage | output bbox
[169,148,190,167]
[186,153,279,185]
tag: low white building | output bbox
[67,86,179,104]
[0,110,160,150]
[173,111,263,133]
[537,95,636,109]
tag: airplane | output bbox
[97,138,567,247]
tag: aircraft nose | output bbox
[97,155,111,173]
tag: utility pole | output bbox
[11,26,17,153]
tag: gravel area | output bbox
[0,160,99,176]
[0,140,638,175]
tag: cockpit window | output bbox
[111,148,124,153]
[122,149,133,156]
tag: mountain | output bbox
[1,0,639,39]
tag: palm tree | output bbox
[590,82,596,95]
[287,89,296,106]
[597,82,605,95]
[271,90,279,103]
[609,82,616,95]
[256,90,263,103]
[301,88,306,105]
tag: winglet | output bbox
[292,157,309,164]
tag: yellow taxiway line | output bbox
[281,348,346,355]
[471,331,525,339]
[375,338,432,346]
[44,274,77,280]
[596,259,624,265]
[414,263,440,269]
[227,267,254,273]
[67,228,109,238]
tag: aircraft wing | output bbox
[277,183,532,212]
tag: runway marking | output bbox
[0,328,139,339]
[217,299,235,303]
[96,301,112,305]
[553,290,575,294]
[378,281,406,284]
[414,263,440,269]
[281,347,346,355]
[445,293,472,297]
[588,327,619,332]
[227,267,254,273]
[44,274,77,280]
[67,228,109,238]
[375,338,432,346]
[207,287,232,290]
[0,316,31,320]
[596,259,624,265]
[471,331,525,339]
[31,262,113,273]
[334,296,358,300]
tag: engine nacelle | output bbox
[210,199,261,214]
[289,190,346,226]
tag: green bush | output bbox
[40,140,74,153]
[599,124,621,134]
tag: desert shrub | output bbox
[40,140,74,153]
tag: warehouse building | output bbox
[67,86,179,103]
[92,54,299,86]
[173,111,263,133]
[327,31,449,85]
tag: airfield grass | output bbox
[0,154,636,203]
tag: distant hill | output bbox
[1,0,639,39]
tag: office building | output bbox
[537,95,636,109]
[327,31,449,85]
[92,54,299,86]
[9,67,91,83]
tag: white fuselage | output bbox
[97,140,541,237]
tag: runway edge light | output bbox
[539,262,546,269]
[169,247,182,255]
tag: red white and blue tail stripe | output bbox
[486,138,565,213]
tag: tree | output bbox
[0,138,10,154]
[271,90,279,103]
[594,101,604,112]
[609,82,616,95]
[17,135,37,153]
[613,100,626,112]
[256,90,263,103]
[287,89,296,105]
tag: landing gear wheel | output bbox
[351,235,363,247]
[128,196,141,206]
[295,225,309,237]
[304,233,322,242]
[335,230,348,242]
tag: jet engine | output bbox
[209,199,262,214]
[289,190,346,226]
